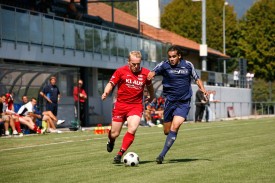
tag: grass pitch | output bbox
[1,117,275,183]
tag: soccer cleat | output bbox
[18,133,23,137]
[57,120,65,125]
[156,156,164,164]
[113,154,122,164]
[107,141,114,152]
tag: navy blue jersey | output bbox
[153,59,199,101]
[42,84,60,103]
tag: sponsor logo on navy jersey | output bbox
[169,68,189,75]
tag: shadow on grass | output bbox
[112,158,211,166]
[113,162,151,167]
[139,160,155,165]
[168,158,212,163]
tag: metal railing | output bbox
[0,4,170,62]
[252,102,275,116]
[190,101,275,122]
[0,4,252,88]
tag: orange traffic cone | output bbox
[94,124,105,134]
[94,125,99,134]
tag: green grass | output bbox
[1,117,275,183]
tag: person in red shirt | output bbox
[73,79,87,127]
[102,50,155,163]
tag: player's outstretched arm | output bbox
[196,79,208,96]
[101,82,114,101]
[147,71,156,80]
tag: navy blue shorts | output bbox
[163,99,191,122]
[46,102,58,116]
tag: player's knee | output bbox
[163,129,170,135]
[110,130,120,138]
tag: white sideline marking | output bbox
[0,138,101,152]
[0,120,272,152]
[54,134,92,140]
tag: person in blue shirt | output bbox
[147,45,208,164]
[40,76,61,116]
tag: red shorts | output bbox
[112,102,143,122]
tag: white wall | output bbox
[139,0,161,28]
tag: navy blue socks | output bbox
[159,130,177,158]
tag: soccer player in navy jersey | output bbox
[102,51,155,163]
[147,45,208,164]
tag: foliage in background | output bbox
[238,0,275,82]
[253,78,275,102]
[161,0,239,58]
[104,1,137,17]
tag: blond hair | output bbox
[128,51,142,60]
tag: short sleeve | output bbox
[109,69,121,86]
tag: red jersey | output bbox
[110,65,151,104]
[73,87,87,103]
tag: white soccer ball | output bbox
[123,152,139,166]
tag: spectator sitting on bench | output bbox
[21,95,64,133]
[5,94,43,134]
[0,94,18,136]
[144,97,159,127]
[34,109,63,134]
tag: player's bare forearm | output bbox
[146,84,155,103]
[196,79,207,95]
[102,82,114,100]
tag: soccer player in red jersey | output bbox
[101,50,155,163]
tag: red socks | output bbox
[31,125,41,134]
[118,132,135,156]
[15,121,22,133]
[33,125,37,131]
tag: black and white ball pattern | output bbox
[123,152,139,166]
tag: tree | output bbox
[104,1,137,17]
[253,78,275,102]
[238,0,275,82]
[161,0,238,57]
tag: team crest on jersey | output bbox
[138,75,144,81]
